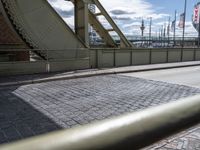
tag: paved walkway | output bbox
[1,61,200,87]
[0,74,200,149]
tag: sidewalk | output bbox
[0,61,200,87]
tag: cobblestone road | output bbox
[144,125,200,150]
[0,75,200,149]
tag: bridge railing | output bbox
[0,47,200,75]
[113,36,199,41]
[90,47,200,68]
[0,48,90,76]
[0,95,200,150]
[0,48,90,62]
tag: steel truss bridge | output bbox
[0,0,200,72]
[0,1,200,150]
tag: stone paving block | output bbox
[15,124,34,138]
[0,75,200,149]
[1,126,22,142]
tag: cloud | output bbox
[55,8,74,18]
[47,0,74,19]
[97,0,171,35]
[110,9,136,15]
[48,0,73,11]
[100,0,167,20]
[111,16,133,21]
[48,0,74,28]
[47,0,197,37]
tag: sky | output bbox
[48,0,200,37]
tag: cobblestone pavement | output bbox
[143,125,200,150]
[0,75,200,149]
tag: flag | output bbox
[167,17,170,36]
[178,13,185,28]
[171,20,175,31]
[167,24,170,36]
[193,4,200,24]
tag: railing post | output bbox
[113,49,116,67]
[166,48,169,63]
[149,49,152,64]
[130,50,133,66]
[194,48,196,61]
[46,49,50,73]
[96,49,98,68]
[181,47,183,62]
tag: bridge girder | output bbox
[74,0,89,47]
[68,0,133,48]
[1,0,132,49]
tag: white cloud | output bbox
[48,0,74,28]
[100,0,169,20]
[47,0,198,37]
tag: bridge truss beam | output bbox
[74,0,89,47]
[71,0,133,48]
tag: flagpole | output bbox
[163,23,166,47]
[198,6,200,48]
[182,0,187,48]
[161,25,163,47]
[159,28,161,46]
[168,17,170,46]
[149,17,152,46]
[174,10,177,47]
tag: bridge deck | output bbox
[0,65,200,149]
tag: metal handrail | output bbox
[0,48,89,52]
[0,95,200,150]
[0,47,199,52]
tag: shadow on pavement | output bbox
[0,86,61,144]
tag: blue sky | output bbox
[48,0,199,37]
[148,0,196,21]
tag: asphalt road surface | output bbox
[122,66,200,149]
[122,66,200,88]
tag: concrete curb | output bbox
[1,61,200,87]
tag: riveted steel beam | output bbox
[92,0,133,48]
[68,0,117,47]
[70,0,131,48]
[0,0,88,60]
[74,0,89,47]
[88,11,117,47]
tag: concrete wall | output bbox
[0,58,89,76]
[182,49,195,61]
[90,48,200,68]
[196,50,200,60]
[151,50,167,64]
[132,50,150,65]
[168,50,181,62]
